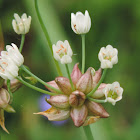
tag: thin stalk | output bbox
[87,97,106,103]
[16,76,57,96]
[19,34,25,52]
[83,125,94,140]
[7,80,13,103]
[65,64,74,91]
[34,0,63,76]
[20,65,63,94]
[81,34,86,74]
[87,69,107,97]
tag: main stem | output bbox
[65,64,74,91]
[83,125,94,140]
[81,34,86,74]
[20,65,63,94]
[87,69,107,97]
[19,34,25,52]
[34,0,63,76]
[16,77,57,96]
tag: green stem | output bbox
[81,34,86,74]
[87,97,106,103]
[19,34,25,52]
[87,69,107,97]
[20,65,63,94]
[34,0,63,76]
[7,80,13,103]
[83,125,94,140]
[16,76,57,96]
[65,64,74,91]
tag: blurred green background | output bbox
[0,0,140,139]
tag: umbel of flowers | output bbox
[0,6,123,137]
[35,64,109,126]
[34,11,123,127]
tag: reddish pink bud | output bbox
[55,77,72,95]
[47,95,70,109]
[92,83,107,99]
[34,107,70,121]
[86,101,109,118]
[70,105,88,127]
[71,63,82,86]
[45,80,60,93]
[93,68,102,84]
[69,90,85,107]
[76,67,95,94]
[83,116,100,126]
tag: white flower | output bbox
[12,13,31,34]
[98,45,118,69]
[71,10,91,34]
[0,43,24,80]
[103,82,123,105]
[52,40,73,64]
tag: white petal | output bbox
[61,55,72,64]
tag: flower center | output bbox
[102,53,112,61]
[107,90,118,99]
[56,45,67,58]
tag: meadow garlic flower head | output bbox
[103,82,123,105]
[35,64,109,127]
[12,13,31,34]
[0,43,24,80]
[98,45,118,69]
[52,40,73,64]
[71,10,91,34]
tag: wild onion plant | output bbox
[0,1,123,139]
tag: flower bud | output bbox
[71,10,91,34]
[55,77,72,95]
[45,80,60,93]
[76,67,95,94]
[86,101,109,118]
[47,95,70,109]
[12,13,31,35]
[93,68,102,84]
[69,90,85,107]
[0,109,9,134]
[83,116,100,126]
[70,105,88,127]
[0,88,10,108]
[34,107,70,121]
[71,63,82,86]
[92,83,106,99]
[0,88,15,113]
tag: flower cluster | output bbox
[35,10,123,127]
[0,8,123,134]
[35,64,108,126]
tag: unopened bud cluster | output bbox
[35,64,111,127]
